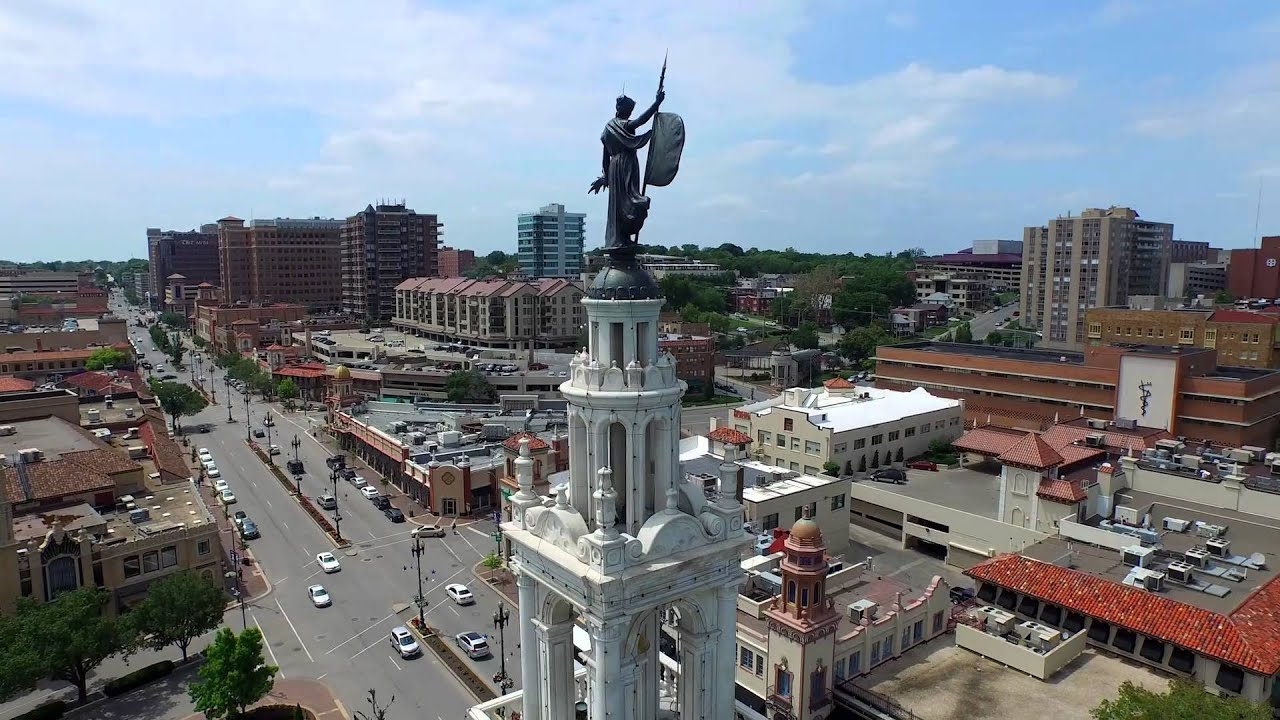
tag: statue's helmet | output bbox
[616,94,636,113]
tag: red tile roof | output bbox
[1035,477,1088,503]
[997,433,1063,470]
[61,371,134,395]
[0,376,34,392]
[953,426,1028,456]
[1039,424,1171,454]
[265,344,288,351]
[275,366,327,379]
[503,431,549,452]
[966,554,1280,675]
[823,377,855,389]
[139,409,191,482]
[707,427,753,445]
[1209,310,1280,325]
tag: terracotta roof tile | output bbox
[502,431,548,452]
[707,427,753,445]
[997,433,1063,470]
[1,458,115,503]
[952,426,1028,456]
[0,376,35,392]
[823,377,855,389]
[965,554,1280,675]
[1035,477,1088,503]
[60,448,142,476]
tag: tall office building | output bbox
[1021,207,1173,348]
[341,203,441,322]
[146,226,220,307]
[517,203,585,279]
[216,216,344,311]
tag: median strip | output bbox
[245,439,350,549]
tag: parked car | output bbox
[160,374,177,381]
[253,428,266,438]
[203,463,220,478]
[316,494,337,510]
[390,627,421,658]
[316,552,341,573]
[213,478,229,493]
[286,459,304,474]
[446,583,475,606]
[308,584,331,608]
[219,489,237,505]
[869,467,907,484]
[350,476,368,489]
[906,460,938,472]
[361,486,380,500]
[268,445,281,456]
[371,495,390,510]
[240,519,260,539]
[233,510,248,527]
[384,507,405,523]
[198,448,213,463]
[949,587,976,604]
[455,631,490,659]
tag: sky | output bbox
[2,0,1280,261]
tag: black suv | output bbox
[869,467,907,484]
[383,507,405,523]
[371,494,391,510]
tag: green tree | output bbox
[189,627,278,720]
[169,342,186,368]
[1091,679,1270,720]
[822,461,841,477]
[19,587,126,703]
[838,325,892,363]
[0,612,45,700]
[127,572,227,662]
[151,380,209,433]
[954,322,973,344]
[159,311,188,329]
[985,330,1003,345]
[1215,290,1235,305]
[789,322,820,350]
[251,372,275,399]
[277,378,299,403]
[85,347,128,371]
[149,325,171,351]
[481,552,503,580]
[446,370,496,403]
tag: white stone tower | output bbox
[505,253,749,720]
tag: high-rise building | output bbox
[1020,207,1173,347]
[516,203,585,279]
[215,217,343,312]
[1228,236,1280,300]
[341,203,441,322]
[437,247,476,277]
[146,226,220,308]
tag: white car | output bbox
[307,584,331,607]
[219,489,236,505]
[316,552,341,573]
[360,486,380,500]
[446,583,475,606]
[197,448,213,462]
[455,631,490,659]
[350,476,368,489]
[390,626,420,658]
[268,445,281,456]
[204,463,220,478]
[155,365,165,372]
[213,478,229,493]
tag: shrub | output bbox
[15,701,67,720]
[103,660,176,697]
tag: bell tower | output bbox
[505,247,749,719]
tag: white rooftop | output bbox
[738,460,846,503]
[739,385,960,434]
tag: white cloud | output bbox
[1131,61,1280,142]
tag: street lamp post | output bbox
[291,435,302,463]
[493,605,512,691]
[243,393,251,441]
[293,473,302,495]
[410,528,427,628]
[330,468,343,541]
[265,417,274,462]
[224,377,233,422]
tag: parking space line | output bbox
[388,655,402,671]
[326,611,399,656]
[252,612,285,678]
[276,598,314,662]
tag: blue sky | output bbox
[1,0,1279,260]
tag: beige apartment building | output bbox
[913,271,991,311]
[1021,207,1173,348]
[728,384,963,477]
[392,276,585,349]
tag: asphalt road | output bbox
[107,299,515,720]
[967,303,1018,343]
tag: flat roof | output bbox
[741,386,960,434]
[1023,491,1280,614]
[855,465,1003,520]
[892,340,1220,365]
[0,416,99,460]
[80,397,149,426]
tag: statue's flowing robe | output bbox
[602,117,651,248]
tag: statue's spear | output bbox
[641,50,668,200]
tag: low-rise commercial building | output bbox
[0,317,128,352]
[1086,306,1280,369]
[193,302,308,354]
[659,333,714,397]
[916,244,1022,292]
[392,276,585,350]
[875,341,1280,448]
[890,303,949,336]
[0,343,135,382]
[1168,261,1228,300]
[727,384,963,476]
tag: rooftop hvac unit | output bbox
[1243,445,1269,462]
[1162,517,1192,533]
[1085,433,1105,448]
[1184,547,1211,568]
[1206,538,1231,557]
[976,606,1017,635]
[1177,454,1203,470]
[0,425,14,436]
[1226,448,1254,464]
[86,408,101,422]
[437,430,462,447]
[1155,449,1171,460]
[848,599,879,624]
[18,448,42,463]
[128,508,150,524]
[124,407,135,418]
[1113,418,1138,430]
[1114,506,1142,526]
[409,432,427,445]
[124,427,139,439]
[1195,522,1227,538]
[1086,418,1107,430]
[1123,545,1155,568]
[1141,570,1166,592]
[1156,439,1186,454]
[1166,561,1195,583]
[1271,461,1280,477]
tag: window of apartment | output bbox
[920,423,930,434]
[804,465,818,475]
[761,513,779,531]
[935,421,945,430]
[901,627,911,650]
[870,640,881,665]
[833,442,847,453]
[1087,322,1101,338]
[871,434,883,446]
[835,657,846,680]
[776,434,785,447]
[794,502,816,521]
[888,430,899,442]
[1204,329,1217,348]
[1178,328,1194,344]
[849,651,861,674]
[933,610,945,633]
[142,551,159,574]
[161,545,178,569]
[883,635,894,655]
[123,556,141,579]
[904,426,915,438]
[775,668,792,698]
[783,418,794,431]
[914,620,924,641]
[740,646,756,672]
[853,438,866,450]
[831,494,846,511]
[759,430,772,445]
[804,440,822,455]
[790,437,801,451]
[1252,333,1261,344]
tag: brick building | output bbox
[658,333,715,396]
[192,303,306,354]
[438,247,476,277]
[341,203,441,323]
[146,226,220,308]
[216,216,343,311]
[1086,307,1280,369]
[875,341,1280,447]
[1228,236,1280,300]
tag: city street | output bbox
[102,301,518,720]
[966,303,1018,343]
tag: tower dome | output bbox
[333,364,351,380]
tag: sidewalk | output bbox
[196,479,270,601]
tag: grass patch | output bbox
[683,393,741,407]
[922,325,952,338]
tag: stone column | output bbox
[536,620,577,720]
[714,585,739,713]
[679,629,719,720]
[517,570,542,720]
[589,619,625,720]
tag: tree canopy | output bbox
[276,378,299,402]
[189,628,277,720]
[6,588,126,703]
[446,370,496,403]
[150,380,208,433]
[128,571,227,662]
[85,347,128,371]
[1092,680,1271,720]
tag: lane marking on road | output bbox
[282,522,289,531]
[456,527,482,557]
[388,655,402,671]
[265,499,274,510]
[317,673,327,681]
[442,541,462,564]
[252,612,286,678]
[449,605,460,617]
[274,576,289,586]
[326,610,399,656]
[276,598,314,663]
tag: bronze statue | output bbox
[589,57,685,251]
